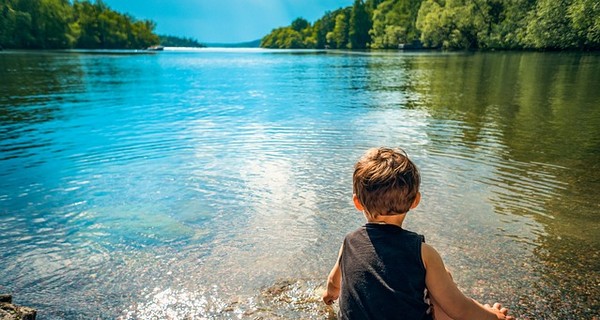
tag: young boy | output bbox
[322,147,514,320]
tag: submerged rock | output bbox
[0,295,36,320]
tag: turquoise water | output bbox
[1,49,599,319]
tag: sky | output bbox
[102,0,353,44]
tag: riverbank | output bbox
[0,295,36,320]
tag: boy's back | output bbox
[339,223,432,320]
[322,147,514,320]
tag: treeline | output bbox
[159,35,205,48]
[261,0,600,50]
[0,0,159,49]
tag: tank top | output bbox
[338,223,433,320]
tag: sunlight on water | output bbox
[0,50,598,318]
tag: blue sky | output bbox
[102,0,352,43]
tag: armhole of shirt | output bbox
[418,234,427,273]
[338,237,348,265]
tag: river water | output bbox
[0,49,598,319]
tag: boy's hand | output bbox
[484,302,515,320]
[322,285,340,305]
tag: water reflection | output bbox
[394,52,600,317]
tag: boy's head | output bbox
[353,147,420,217]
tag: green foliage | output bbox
[159,35,204,47]
[485,0,534,49]
[417,0,486,49]
[365,0,385,12]
[328,11,350,48]
[370,0,423,49]
[315,9,346,48]
[260,0,599,50]
[523,0,600,49]
[291,17,310,32]
[349,0,371,49]
[569,0,600,48]
[261,26,308,49]
[0,0,159,49]
[523,0,577,49]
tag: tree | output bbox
[349,0,371,48]
[0,1,20,48]
[417,0,488,49]
[260,26,309,49]
[159,35,204,47]
[314,9,343,48]
[72,0,158,49]
[365,0,385,12]
[259,0,598,50]
[568,0,600,49]
[485,0,534,49]
[291,17,310,32]
[327,10,350,48]
[370,0,423,49]
[10,0,73,48]
[523,0,577,49]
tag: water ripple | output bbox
[0,50,598,319]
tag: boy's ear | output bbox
[353,194,364,211]
[410,192,421,210]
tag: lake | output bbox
[1,48,599,319]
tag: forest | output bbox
[0,0,160,49]
[261,0,600,50]
[159,35,204,48]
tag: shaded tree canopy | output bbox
[159,35,204,48]
[261,0,600,50]
[0,0,160,49]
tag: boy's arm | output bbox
[422,243,512,320]
[322,244,343,305]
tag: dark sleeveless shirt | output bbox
[338,223,433,320]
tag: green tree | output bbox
[260,26,308,49]
[523,0,577,49]
[349,0,371,48]
[260,17,316,49]
[365,0,385,12]
[0,0,159,49]
[0,1,20,48]
[72,0,158,49]
[11,0,73,48]
[313,9,343,48]
[327,10,350,48]
[291,17,309,32]
[159,34,204,47]
[484,0,534,49]
[370,0,423,49]
[259,0,597,50]
[417,0,487,49]
[568,0,600,49]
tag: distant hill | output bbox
[159,35,205,48]
[204,39,261,48]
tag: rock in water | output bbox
[0,295,36,320]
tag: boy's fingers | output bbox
[500,307,508,314]
[493,303,502,309]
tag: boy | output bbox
[322,147,514,320]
